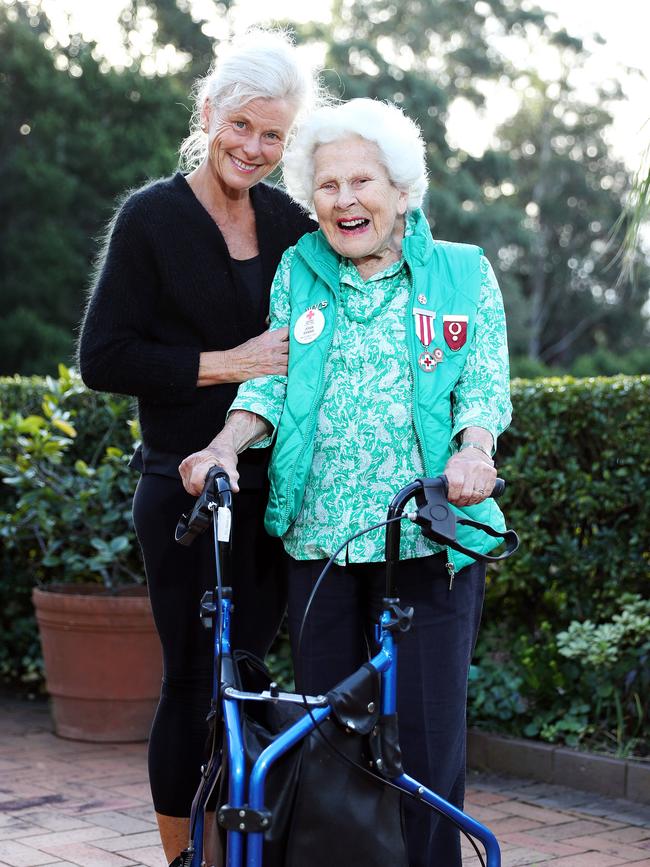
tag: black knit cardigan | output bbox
[79,173,316,467]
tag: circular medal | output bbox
[293,308,325,344]
[418,351,437,372]
[433,348,443,362]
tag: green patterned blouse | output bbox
[231,220,511,564]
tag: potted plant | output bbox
[0,366,162,742]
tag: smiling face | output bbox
[312,136,409,276]
[202,97,296,194]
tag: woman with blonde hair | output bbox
[79,29,321,863]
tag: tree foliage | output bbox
[301,0,649,364]
[0,2,187,374]
[0,0,648,375]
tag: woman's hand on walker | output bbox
[444,449,496,507]
[179,412,269,496]
[179,443,240,496]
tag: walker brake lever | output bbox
[413,476,519,562]
[175,465,232,546]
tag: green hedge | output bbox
[1,371,648,754]
[492,375,649,625]
[475,375,650,756]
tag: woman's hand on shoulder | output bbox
[230,326,289,380]
[198,327,289,386]
[444,449,497,507]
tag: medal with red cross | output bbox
[418,350,440,372]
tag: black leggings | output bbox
[133,473,286,817]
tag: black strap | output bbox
[413,476,519,562]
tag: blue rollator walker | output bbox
[173,467,519,867]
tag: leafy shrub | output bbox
[0,366,140,685]
[470,595,649,757]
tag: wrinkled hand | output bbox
[229,327,289,381]
[179,441,240,496]
[444,449,497,507]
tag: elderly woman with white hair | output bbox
[79,29,321,863]
[181,98,512,866]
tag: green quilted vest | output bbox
[265,210,507,571]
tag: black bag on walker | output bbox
[219,651,408,867]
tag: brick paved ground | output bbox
[1,697,649,866]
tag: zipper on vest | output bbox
[446,554,455,590]
[282,325,336,527]
[406,293,427,471]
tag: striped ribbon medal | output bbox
[412,307,442,372]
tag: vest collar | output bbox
[296,208,434,289]
[402,208,435,268]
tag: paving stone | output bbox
[495,800,575,825]
[488,816,545,834]
[32,843,136,867]
[16,828,115,851]
[595,828,650,845]
[466,788,511,807]
[463,804,512,823]
[500,847,554,865]
[94,831,162,853]
[123,805,156,824]
[566,836,650,862]
[113,845,165,867]
[508,781,596,809]
[501,831,588,857]
[0,840,59,866]
[0,827,52,844]
[12,816,85,835]
[104,783,151,803]
[578,799,650,826]
[542,854,629,866]
[79,812,154,836]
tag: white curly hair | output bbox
[282,98,428,212]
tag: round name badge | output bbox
[293,308,325,344]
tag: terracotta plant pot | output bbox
[32,584,162,742]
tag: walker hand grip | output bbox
[175,465,232,546]
[440,475,505,499]
[492,478,505,498]
[413,476,518,562]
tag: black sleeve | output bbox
[78,200,200,404]
[296,209,318,238]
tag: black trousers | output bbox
[132,473,286,817]
[286,553,486,867]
